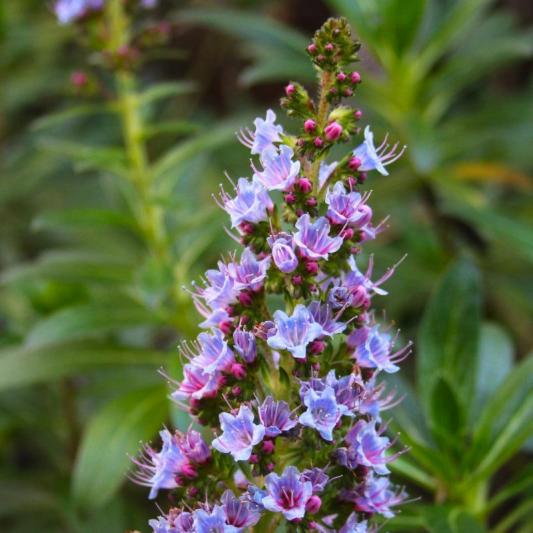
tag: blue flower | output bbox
[193,505,239,533]
[253,145,300,191]
[325,181,373,227]
[293,214,343,260]
[218,178,273,228]
[132,429,189,499]
[307,301,346,336]
[299,370,361,411]
[227,248,271,291]
[299,386,351,441]
[149,509,194,532]
[268,233,298,273]
[221,490,262,529]
[318,160,338,190]
[262,466,313,521]
[267,304,323,360]
[258,396,298,437]
[172,364,223,401]
[212,406,265,461]
[352,126,406,176]
[238,110,283,155]
[300,467,329,494]
[54,0,103,24]
[233,328,257,363]
[348,325,410,374]
[339,513,369,533]
[353,474,406,518]
[190,328,235,374]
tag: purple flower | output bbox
[262,466,313,521]
[300,370,361,411]
[325,182,373,227]
[358,377,399,421]
[301,467,329,494]
[194,262,237,310]
[238,110,283,155]
[233,328,257,363]
[190,328,235,374]
[54,0,103,24]
[141,0,158,7]
[339,513,369,533]
[258,396,298,437]
[172,364,223,401]
[268,233,298,273]
[227,248,270,291]
[341,420,394,475]
[308,301,346,336]
[217,178,273,228]
[354,474,406,518]
[132,429,189,499]
[253,145,300,191]
[176,430,211,465]
[212,406,265,461]
[352,126,406,176]
[193,505,238,533]
[348,325,410,374]
[149,509,194,533]
[267,304,323,360]
[318,160,338,190]
[293,214,343,260]
[299,386,351,441]
[221,490,262,528]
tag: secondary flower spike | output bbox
[126,17,409,532]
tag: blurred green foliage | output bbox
[0,0,531,531]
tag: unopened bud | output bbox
[231,386,242,396]
[348,157,362,171]
[325,43,334,52]
[238,291,253,307]
[341,227,354,240]
[351,71,361,84]
[336,71,347,82]
[306,495,322,514]
[309,340,326,355]
[314,137,324,147]
[240,222,254,235]
[249,454,259,464]
[307,43,317,54]
[292,275,303,285]
[306,197,318,207]
[297,178,313,193]
[304,119,317,133]
[231,363,247,380]
[354,109,363,120]
[262,440,275,454]
[324,121,343,141]
[284,192,296,204]
[358,172,368,184]
[305,261,319,274]
[285,84,295,96]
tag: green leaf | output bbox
[25,300,161,348]
[138,81,196,107]
[32,209,137,233]
[417,258,482,413]
[178,8,308,55]
[31,103,117,131]
[0,343,168,391]
[152,119,244,193]
[389,456,435,491]
[72,385,168,508]
[472,322,513,419]
[428,374,465,450]
[142,120,198,140]
[1,251,134,286]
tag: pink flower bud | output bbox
[297,178,313,193]
[238,291,253,307]
[262,440,275,454]
[70,71,88,87]
[188,486,199,497]
[341,227,354,240]
[325,43,334,52]
[240,222,254,235]
[311,361,321,371]
[358,172,368,184]
[249,454,259,464]
[352,286,370,309]
[174,475,185,486]
[231,386,242,396]
[344,88,353,97]
[305,261,319,274]
[285,84,295,96]
[267,462,275,472]
[316,54,325,63]
[354,109,363,120]
[324,121,343,141]
[307,43,317,54]
[309,340,326,355]
[292,275,303,285]
[219,320,233,335]
[306,197,317,207]
[351,71,361,84]
[190,398,202,411]
[230,363,247,380]
[309,522,318,530]
[346,176,357,189]
[348,157,362,171]
[336,71,347,82]
[284,192,296,204]
[181,463,198,479]
[306,495,322,514]
[304,119,317,133]
[314,137,324,147]
[295,209,304,217]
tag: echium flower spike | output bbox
[133,17,410,532]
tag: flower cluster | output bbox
[133,17,410,532]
